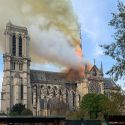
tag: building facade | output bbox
[1,23,117,116]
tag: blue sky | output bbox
[0,0,125,89]
[72,0,125,87]
[72,0,117,70]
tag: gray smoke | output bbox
[0,0,82,69]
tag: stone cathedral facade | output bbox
[1,22,118,116]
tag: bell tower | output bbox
[1,22,32,113]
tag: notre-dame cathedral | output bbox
[1,22,119,116]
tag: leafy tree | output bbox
[110,92,125,115]
[9,111,19,116]
[66,109,85,120]
[67,93,125,120]
[10,103,25,115]
[9,103,33,116]
[80,93,114,119]
[21,109,33,116]
[100,1,125,81]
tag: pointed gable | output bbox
[89,65,101,77]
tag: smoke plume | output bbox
[0,0,82,69]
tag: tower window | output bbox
[19,63,23,71]
[21,83,23,100]
[11,61,16,70]
[13,62,15,70]
[19,35,22,57]
[1,92,3,100]
[12,35,16,56]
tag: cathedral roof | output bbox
[30,70,69,84]
[104,78,119,90]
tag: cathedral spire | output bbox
[100,61,103,76]
[77,23,82,50]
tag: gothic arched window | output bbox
[59,89,62,95]
[11,61,16,70]
[66,90,68,103]
[47,89,49,95]
[19,35,22,57]
[72,92,75,107]
[12,34,16,56]
[20,79,23,100]
[19,63,23,71]
[13,62,15,70]
[53,90,56,97]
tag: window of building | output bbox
[34,86,37,103]
[11,61,16,70]
[53,90,56,97]
[66,90,68,103]
[13,62,15,70]
[19,35,22,57]
[1,92,3,100]
[47,89,49,95]
[59,89,62,95]
[19,63,23,71]
[21,82,23,100]
[12,35,16,56]
[32,92,33,104]
[72,92,75,107]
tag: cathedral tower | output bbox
[1,22,32,113]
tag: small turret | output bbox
[100,62,103,76]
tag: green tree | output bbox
[10,103,25,115]
[9,103,33,116]
[80,93,112,119]
[67,93,124,120]
[100,1,125,81]
[21,109,33,116]
[66,109,85,120]
[110,92,125,114]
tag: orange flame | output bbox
[64,40,92,81]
